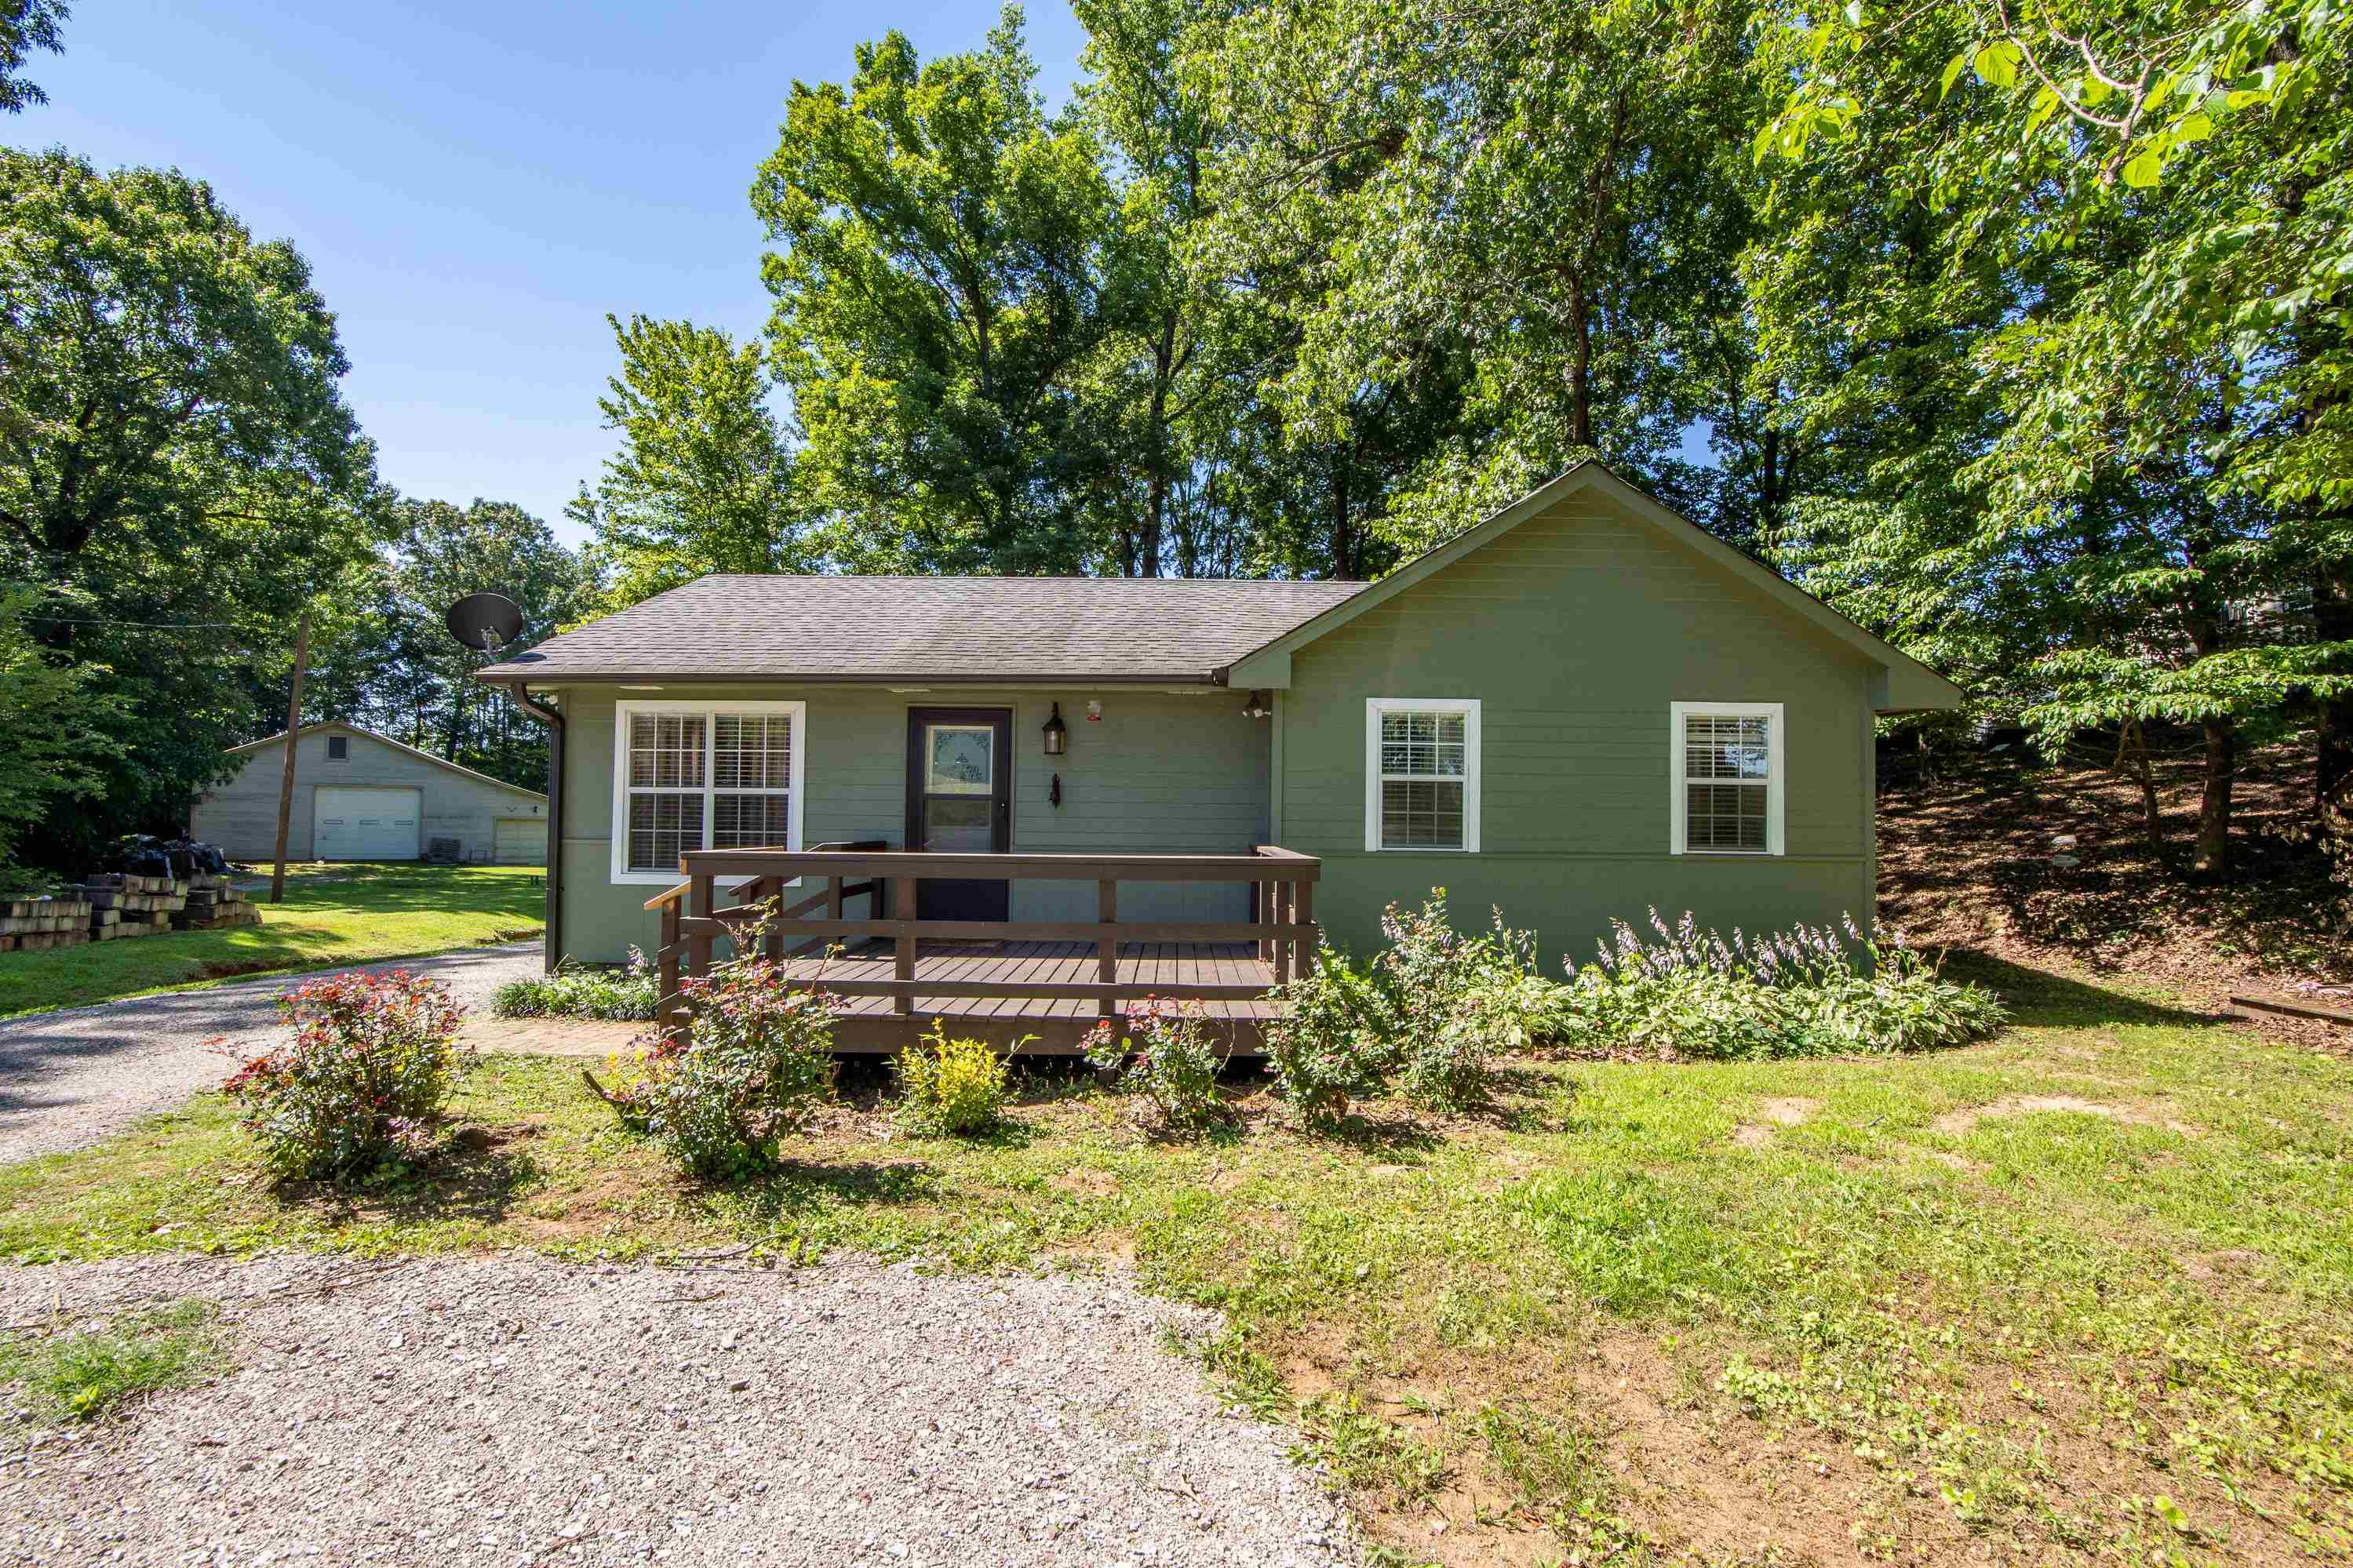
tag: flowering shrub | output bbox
[1375,890,1543,1109]
[493,948,657,1020]
[1550,910,2006,1059]
[1264,948,1394,1129]
[892,1021,1013,1136]
[1083,998,1225,1131]
[606,955,841,1179]
[220,970,469,1181]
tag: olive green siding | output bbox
[553,684,1268,964]
[1274,489,1879,970]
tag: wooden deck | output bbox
[647,845,1318,1056]
[783,939,1280,1053]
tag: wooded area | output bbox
[2,0,2348,911]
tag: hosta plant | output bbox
[1083,998,1225,1132]
[220,970,470,1181]
[492,948,658,1020]
[1375,890,1546,1109]
[1550,909,2006,1060]
[892,1021,1014,1136]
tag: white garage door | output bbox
[313,787,422,860]
[493,817,546,865]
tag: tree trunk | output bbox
[1330,459,1353,580]
[2315,558,2353,842]
[2122,719,2161,845]
[1565,279,1593,449]
[2195,717,2236,876]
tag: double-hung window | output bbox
[1364,698,1481,852]
[610,700,803,882]
[1670,701,1783,856]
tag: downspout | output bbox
[510,687,565,974]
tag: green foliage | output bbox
[0,584,122,879]
[570,315,810,616]
[614,959,840,1180]
[0,147,381,864]
[301,497,590,794]
[753,7,1117,574]
[1263,947,1394,1128]
[1083,997,1225,1131]
[0,0,67,115]
[891,1021,1014,1137]
[0,1300,221,1423]
[1374,890,1540,1110]
[1549,911,2008,1059]
[492,951,657,1022]
[220,970,472,1182]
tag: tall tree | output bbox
[752,5,1118,574]
[570,314,810,614]
[0,583,120,889]
[0,0,66,114]
[0,149,381,864]
[1751,0,2352,874]
[1196,0,1759,549]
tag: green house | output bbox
[478,464,1959,1050]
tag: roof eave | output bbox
[475,668,1233,689]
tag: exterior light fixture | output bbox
[1241,690,1273,719]
[1042,701,1069,755]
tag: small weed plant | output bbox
[597,944,840,1179]
[0,1300,222,1422]
[492,948,658,1020]
[1552,910,2007,1058]
[893,1021,1014,1136]
[1084,998,1225,1132]
[220,970,469,1181]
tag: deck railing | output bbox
[643,844,1320,1039]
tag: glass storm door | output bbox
[905,708,1012,921]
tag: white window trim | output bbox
[1364,697,1481,853]
[610,700,806,886]
[1670,700,1785,857]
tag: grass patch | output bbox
[0,862,544,1017]
[1,1299,224,1422]
[1,957,2348,1563]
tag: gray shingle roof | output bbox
[475,574,1368,686]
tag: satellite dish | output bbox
[444,592,524,654]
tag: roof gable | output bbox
[1222,464,1965,714]
[229,723,547,800]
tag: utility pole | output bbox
[270,606,312,904]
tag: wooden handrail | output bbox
[650,844,1322,1040]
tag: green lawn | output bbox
[0,863,544,1017]
[2,955,2348,1564]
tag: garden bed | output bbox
[2,955,2346,1566]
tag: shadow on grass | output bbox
[1941,948,2235,1031]
[283,1123,544,1225]
[723,1158,941,1222]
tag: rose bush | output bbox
[220,970,469,1181]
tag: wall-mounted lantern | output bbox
[1241,689,1273,719]
[1042,701,1069,755]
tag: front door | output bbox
[905,708,1012,921]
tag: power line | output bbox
[21,615,246,629]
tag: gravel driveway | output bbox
[0,1251,1359,1567]
[0,943,544,1166]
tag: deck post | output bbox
[687,871,714,1020]
[892,876,916,1014]
[657,895,682,1043]
[1272,879,1292,987]
[1294,875,1317,976]
[759,878,784,962]
[1097,879,1118,1020]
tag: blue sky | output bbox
[9,1,1087,545]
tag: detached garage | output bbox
[190,723,548,864]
